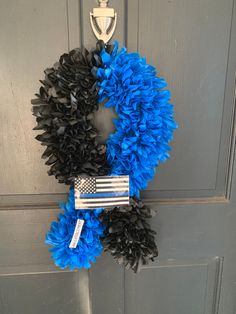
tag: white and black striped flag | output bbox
[74,176,130,209]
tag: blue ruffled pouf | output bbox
[45,189,104,269]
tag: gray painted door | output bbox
[0,1,235,314]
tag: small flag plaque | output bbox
[74,175,130,209]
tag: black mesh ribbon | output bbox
[32,41,111,185]
[100,198,158,273]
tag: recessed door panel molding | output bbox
[125,257,223,314]
[0,208,59,270]
[67,0,82,50]
[0,271,89,314]
[0,0,69,197]
[0,207,90,314]
[126,0,236,200]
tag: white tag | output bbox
[69,219,84,249]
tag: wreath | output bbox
[32,41,177,273]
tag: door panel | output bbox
[0,272,89,314]
[0,208,90,313]
[125,258,223,314]
[135,0,234,198]
[0,0,69,195]
[0,1,89,313]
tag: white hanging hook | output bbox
[90,0,117,44]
